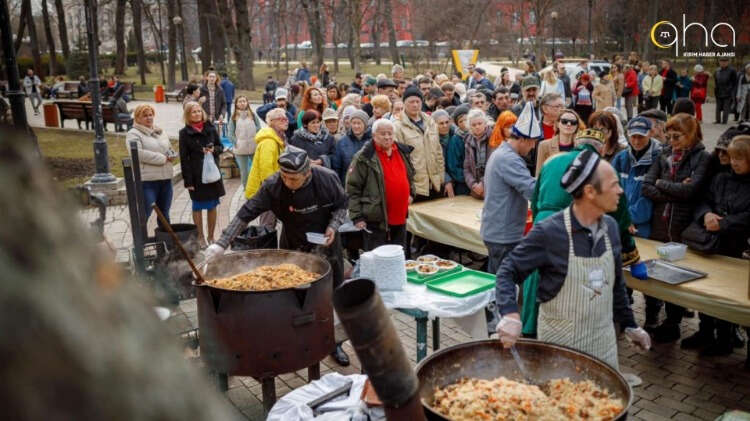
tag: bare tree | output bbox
[529,0,555,63]
[208,4,226,71]
[347,0,362,73]
[41,0,59,75]
[196,0,212,72]
[53,0,70,60]
[130,0,147,84]
[115,0,128,74]
[383,0,399,66]
[371,0,382,65]
[300,0,325,70]
[143,1,166,83]
[233,0,256,89]
[23,0,42,75]
[13,0,30,54]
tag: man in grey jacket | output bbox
[23,69,42,115]
[481,103,539,274]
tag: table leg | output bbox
[433,317,440,351]
[416,315,427,362]
[308,362,320,381]
[262,377,276,417]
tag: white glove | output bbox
[204,244,226,263]
[496,315,522,349]
[625,327,651,351]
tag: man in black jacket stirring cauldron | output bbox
[205,146,352,366]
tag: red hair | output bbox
[489,111,518,148]
[300,87,327,115]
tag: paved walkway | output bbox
[65,97,747,420]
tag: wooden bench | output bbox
[55,100,90,129]
[55,100,127,131]
[56,82,80,99]
[165,82,188,103]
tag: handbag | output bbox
[622,87,633,97]
[201,151,221,184]
[681,221,720,253]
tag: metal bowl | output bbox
[416,339,632,420]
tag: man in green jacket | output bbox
[521,128,649,337]
[346,118,416,251]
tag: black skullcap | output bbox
[451,104,470,124]
[428,87,445,99]
[560,149,601,194]
[278,145,310,174]
[377,78,398,89]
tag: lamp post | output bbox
[173,15,188,81]
[551,11,558,60]
[84,0,116,184]
[0,0,29,132]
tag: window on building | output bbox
[400,17,407,30]
[529,11,536,24]
[512,11,519,25]
[496,11,503,25]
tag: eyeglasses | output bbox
[560,118,578,126]
[666,133,685,140]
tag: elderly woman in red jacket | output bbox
[690,64,709,122]
[623,64,640,121]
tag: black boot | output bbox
[702,322,734,356]
[652,323,681,343]
[330,343,350,366]
[680,330,714,349]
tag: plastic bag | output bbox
[201,152,221,184]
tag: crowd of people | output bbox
[123,55,750,366]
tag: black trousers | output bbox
[716,96,733,123]
[363,223,406,252]
[699,313,733,343]
[659,95,673,114]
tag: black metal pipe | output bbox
[122,158,145,273]
[0,0,31,136]
[333,278,425,420]
[129,141,149,242]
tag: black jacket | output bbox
[641,143,710,243]
[660,68,678,97]
[715,66,738,99]
[288,129,336,168]
[178,122,226,202]
[694,171,750,258]
[200,84,227,121]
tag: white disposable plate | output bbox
[373,244,404,257]
[306,232,328,245]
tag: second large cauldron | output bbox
[416,339,632,420]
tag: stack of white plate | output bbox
[359,251,376,280]
[370,244,406,291]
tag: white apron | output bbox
[537,207,619,369]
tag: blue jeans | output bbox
[142,179,173,226]
[235,154,253,189]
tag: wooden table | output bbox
[406,196,750,366]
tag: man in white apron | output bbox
[494,150,651,369]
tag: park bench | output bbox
[165,82,188,103]
[56,82,80,99]
[55,100,127,131]
[55,100,90,129]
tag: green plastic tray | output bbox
[406,264,462,284]
[425,269,495,297]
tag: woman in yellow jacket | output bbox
[245,108,288,213]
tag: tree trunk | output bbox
[346,4,354,70]
[215,0,234,72]
[384,0,399,65]
[301,0,325,71]
[176,0,188,81]
[208,6,226,71]
[41,0,58,75]
[349,0,362,73]
[53,0,70,60]
[331,8,339,73]
[371,0,382,65]
[131,0,147,84]
[143,3,166,84]
[114,0,127,74]
[166,0,177,90]
[25,0,42,76]
[14,0,29,54]
[234,0,255,89]
[197,0,212,72]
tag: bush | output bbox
[14,54,67,79]
[65,51,90,80]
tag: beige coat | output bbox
[125,124,174,181]
[593,80,616,110]
[535,135,575,177]
[393,111,444,196]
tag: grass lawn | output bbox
[37,127,178,188]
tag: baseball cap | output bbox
[274,88,289,100]
[627,117,652,137]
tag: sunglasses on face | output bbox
[560,118,578,126]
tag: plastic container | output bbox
[154,84,165,103]
[425,269,496,297]
[43,102,59,127]
[657,242,687,262]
